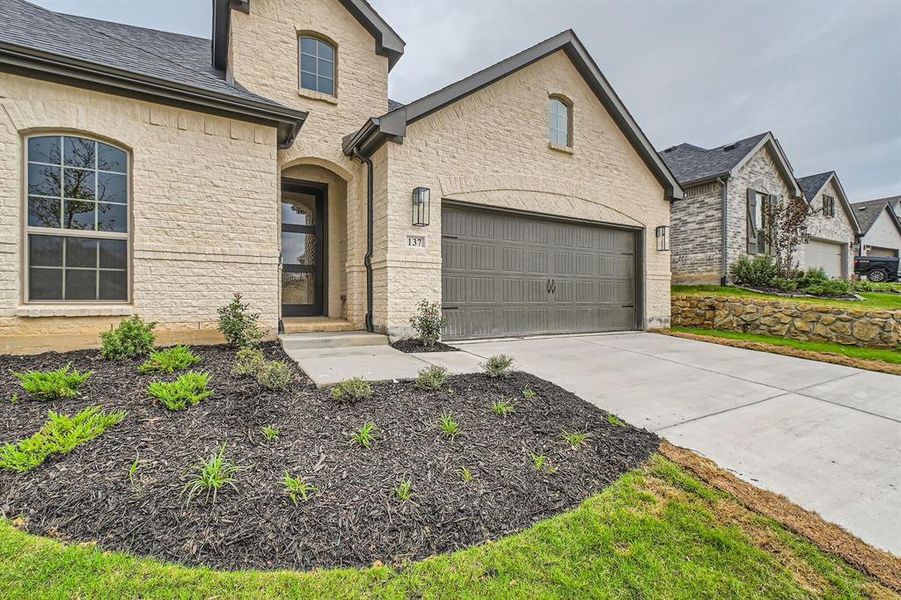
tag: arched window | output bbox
[25,135,129,302]
[548,95,572,148]
[299,36,335,95]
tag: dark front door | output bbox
[281,181,326,317]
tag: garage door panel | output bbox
[806,240,844,278]
[442,206,637,340]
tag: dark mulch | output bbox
[0,343,659,572]
[390,338,459,353]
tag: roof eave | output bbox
[344,30,683,200]
[0,42,307,148]
[337,0,405,70]
[730,133,802,198]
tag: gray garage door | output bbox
[442,205,638,340]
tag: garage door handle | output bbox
[546,279,551,293]
[551,279,556,294]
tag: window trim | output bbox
[548,93,573,149]
[22,132,132,305]
[822,194,835,218]
[298,33,337,98]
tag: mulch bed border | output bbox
[660,441,901,592]
[390,339,460,353]
[655,329,901,376]
[0,343,658,572]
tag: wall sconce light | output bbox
[799,225,811,244]
[412,187,430,227]
[655,225,670,252]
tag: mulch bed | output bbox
[0,343,658,572]
[390,338,459,353]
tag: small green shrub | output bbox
[530,453,547,471]
[283,472,319,504]
[100,315,157,360]
[12,363,92,400]
[331,377,372,403]
[0,406,126,472]
[394,479,413,502]
[127,454,140,487]
[138,346,201,374]
[438,412,460,439]
[562,431,590,448]
[492,400,515,416]
[182,443,244,505]
[350,422,377,448]
[148,371,212,411]
[256,360,292,391]
[796,267,830,290]
[217,293,264,348]
[460,466,474,483]
[731,254,779,287]
[414,365,449,391]
[851,280,900,293]
[522,387,537,399]
[409,299,446,346]
[482,354,514,378]
[803,279,852,297]
[607,414,624,427]
[231,347,265,378]
[771,277,798,293]
[261,425,280,441]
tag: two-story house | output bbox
[0,0,682,353]
[659,132,859,283]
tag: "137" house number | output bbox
[406,235,426,249]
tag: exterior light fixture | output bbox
[799,225,811,244]
[655,225,670,252]
[412,186,430,227]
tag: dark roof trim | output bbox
[344,30,683,200]
[854,199,901,237]
[0,40,306,148]
[214,0,404,71]
[337,0,405,70]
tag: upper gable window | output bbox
[548,95,572,148]
[822,195,836,218]
[299,36,335,96]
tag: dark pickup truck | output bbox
[854,255,900,282]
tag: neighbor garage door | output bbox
[806,239,845,278]
[441,205,638,340]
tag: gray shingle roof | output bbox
[658,132,769,185]
[1,0,297,114]
[852,197,901,235]
[797,171,834,201]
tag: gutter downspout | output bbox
[352,149,375,332]
[718,176,729,286]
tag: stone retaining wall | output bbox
[672,295,901,349]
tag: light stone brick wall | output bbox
[0,73,280,354]
[797,178,856,277]
[378,50,672,338]
[671,181,723,284]
[725,143,797,278]
[228,0,392,327]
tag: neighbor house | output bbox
[0,0,682,353]
[853,197,901,257]
[795,171,860,278]
[658,132,801,284]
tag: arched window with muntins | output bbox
[299,36,335,95]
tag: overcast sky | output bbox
[32,0,901,201]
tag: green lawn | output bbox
[672,285,901,311]
[0,456,885,599]
[672,326,901,365]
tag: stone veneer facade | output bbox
[672,294,900,349]
[670,142,801,285]
[796,177,856,277]
[1,0,673,352]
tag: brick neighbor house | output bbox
[659,131,859,284]
[0,0,682,353]
[852,196,901,257]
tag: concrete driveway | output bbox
[429,332,901,555]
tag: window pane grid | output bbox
[26,135,129,302]
[549,98,570,147]
[299,37,335,94]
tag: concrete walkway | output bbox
[441,333,901,556]
[288,331,900,554]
